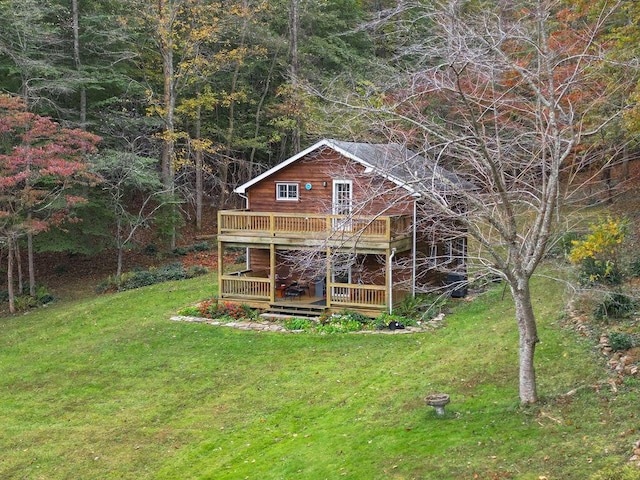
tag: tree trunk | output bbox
[289,0,301,153]
[72,0,86,127]
[15,241,23,296]
[27,231,35,296]
[7,237,15,314]
[195,100,203,232]
[116,217,123,279]
[158,0,177,249]
[511,278,539,404]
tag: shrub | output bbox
[283,317,314,331]
[579,258,623,286]
[156,262,188,281]
[144,243,158,256]
[607,332,636,352]
[186,265,208,277]
[593,293,636,322]
[198,300,254,321]
[177,305,202,317]
[8,286,55,311]
[96,262,206,293]
[569,217,628,285]
[547,231,580,258]
[395,293,448,320]
[628,256,640,277]
[120,270,157,290]
[375,312,418,328]
[191,241,211,252]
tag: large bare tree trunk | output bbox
[511,278,539,404]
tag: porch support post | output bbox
[269,244,276,303]
[218,241,224,298]
[386,247,397,314]
[326,246,331,309]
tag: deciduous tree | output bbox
[325,0,631,403]
[0,94,100,312]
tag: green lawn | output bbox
[1,272,638,479]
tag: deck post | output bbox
[326,245,331,309]
[218,241,224,297]
[269,243,276,303]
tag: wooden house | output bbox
[217,139,468,317]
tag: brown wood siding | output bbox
[247,149,415,216]
[248,248,270,276]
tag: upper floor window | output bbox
[276,182,299,201]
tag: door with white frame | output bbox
[332,180,352,231]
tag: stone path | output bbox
[170,314,444,334]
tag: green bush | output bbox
[156,262,188,281]
[593,292,636,321]
[579,258,623,286]
[144,243,158,256]
[283,317,314,331]
[395,293,448,320]
[191,241,211,252]
[177,305,202,317]
[97,261,208,294]
[375,312,418,328]
[6,286,55,311]
[628,256,640,277]
[186,265,209,277]
[548,231,581,258]
[607,332,636,352]
[120,270,157,290]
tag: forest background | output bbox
[1,0,640,305]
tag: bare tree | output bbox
[315,0,632,403]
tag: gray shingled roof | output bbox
[235,138,472,195]
[328,140,472,194]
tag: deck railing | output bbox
[328,283,387,308]
[218,210,411,241]
[220,275,271,300]
[219,276,391,310]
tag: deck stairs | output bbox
[261,302,327,319]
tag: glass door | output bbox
[332,180,352,231]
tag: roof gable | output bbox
[234,138,468,196]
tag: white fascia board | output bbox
[325,140,420,197]
[234,139,332,194]
[234,138,421,198]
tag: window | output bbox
[276,182,299,201]
[428,244,438,267]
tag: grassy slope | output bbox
[0,272,638,479]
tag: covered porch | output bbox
[217,244,409,316]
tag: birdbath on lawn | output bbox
[424,393,450,416]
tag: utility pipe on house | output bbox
[412,200,417,297]
[388,247,396,315]
[237,192,250,271]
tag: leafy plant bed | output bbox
[176,300,446,334]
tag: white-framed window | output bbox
[276,182,299,201]
[428,243,438,267]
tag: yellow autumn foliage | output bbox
[568,217,628,264]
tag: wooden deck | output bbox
[217,210,413,251]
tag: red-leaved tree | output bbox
[0,94,100,312]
